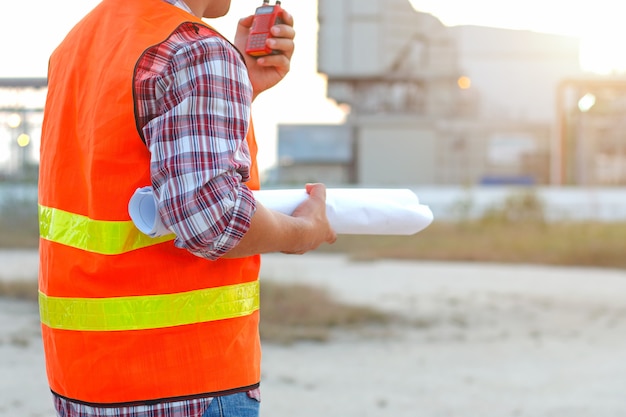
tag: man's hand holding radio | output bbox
[235,8,295,99]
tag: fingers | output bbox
[262,24,295,61]
[270,21,295,46]
[253,23,295,71]
[278,9,294,28]
[255,54,291,76]
[271,21,295,41]
[265,14,295,57]
[267,37,294,55]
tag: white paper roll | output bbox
[254,188,433,235]
[128,186,171,237]
[129,186,434,237]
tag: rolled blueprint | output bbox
[254,188,433,235]
[129,186,433,237]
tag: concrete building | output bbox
[273,0,587,186]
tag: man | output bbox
[38,0,336,415]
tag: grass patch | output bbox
[0,196,39,248]
[259,280,392,344]
[319,220,626,269]
[0,280,38,302]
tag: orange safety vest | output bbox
[39,0,261,406]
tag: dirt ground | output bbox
[2,251,626,417]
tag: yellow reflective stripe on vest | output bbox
[38,204,174,255]
[39,281,260,332]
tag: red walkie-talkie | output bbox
[245,0,284,57]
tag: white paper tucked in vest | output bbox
[129,186,434,237]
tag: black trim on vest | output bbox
[52,383,260,408]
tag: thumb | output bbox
[305,183,326,200]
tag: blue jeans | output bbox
[202,392,260,417]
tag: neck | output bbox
[182,0,205,17]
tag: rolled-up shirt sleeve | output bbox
[136,25,256,260]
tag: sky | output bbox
[1,0,625,172]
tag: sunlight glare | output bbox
[579,16,626,74]
[408,0,626,75]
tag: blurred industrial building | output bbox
[2,0,626,188]
[274,0,626,186]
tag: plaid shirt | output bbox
[135,0,256,261]
[53,396,213,417]
[53,0,260,415]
